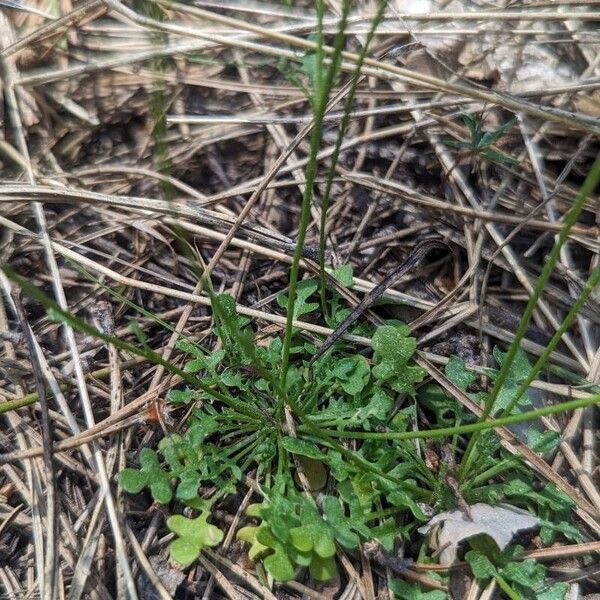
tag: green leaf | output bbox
[167,512,224,567]
[175,469,202,501]
[445,356,477,390]
[167,388,197,405]
[417,384,466,427]
[309,554,337,581]
[281,437,325,460]
[536,583,568,600]
[372,325,425,394]
[277,280,319,320]
[375,476,426,520]
[119,447,173,504]
[182,348,225,374]
[539,518,582,543]
[326,450,349,482]
[493,346,531,382]
[371,518,399,552]
[255,526,296,581]
[176,338,205,356]
[300,51,318,87]
[264,550,295,581]
[356,388,393,424]
[491,347,533,413]
[389,578,447,599]
[527,427,559,453]
[500,558,546,591]
[289,500,336,558]
[465,550,497,580]
[480,148,520,166]
[331,264,354,287]
[323,495,369,549]
[260,492,300,543]
[128,320,149,347]
[212,294,255,361]
[479,117,516,147]
[445,138,469,149]
[333,355,370,395]
[461,111,481,141]
[503,479,574,512]
[237,524,269,562]
[118,468,148,494]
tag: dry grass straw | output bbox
[0,0,599,597]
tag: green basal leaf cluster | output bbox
[118,275,579,594]
[466,539,569,600]
[446,111,519,166]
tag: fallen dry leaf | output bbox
[418,503,540,564]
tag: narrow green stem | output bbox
[364,505,407,522]
[318,0,387,315]
[279,3,349,394]
[299,393,600,441]
[465,457,521,489]
[313,0,325,108]
[500,258,600,419]
[495,574,521,600]
[460,150,600,479]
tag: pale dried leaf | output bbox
[418,503,540,565]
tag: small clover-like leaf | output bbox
[119,447,173,504]
[175,469,202,502]
[390,365,427,395]
[260,492,300,543]
[372,325,415,376]
[118,468,148,494]
[167,512,224,567]
[289,500,336,558]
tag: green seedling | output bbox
[446,111,518,167]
